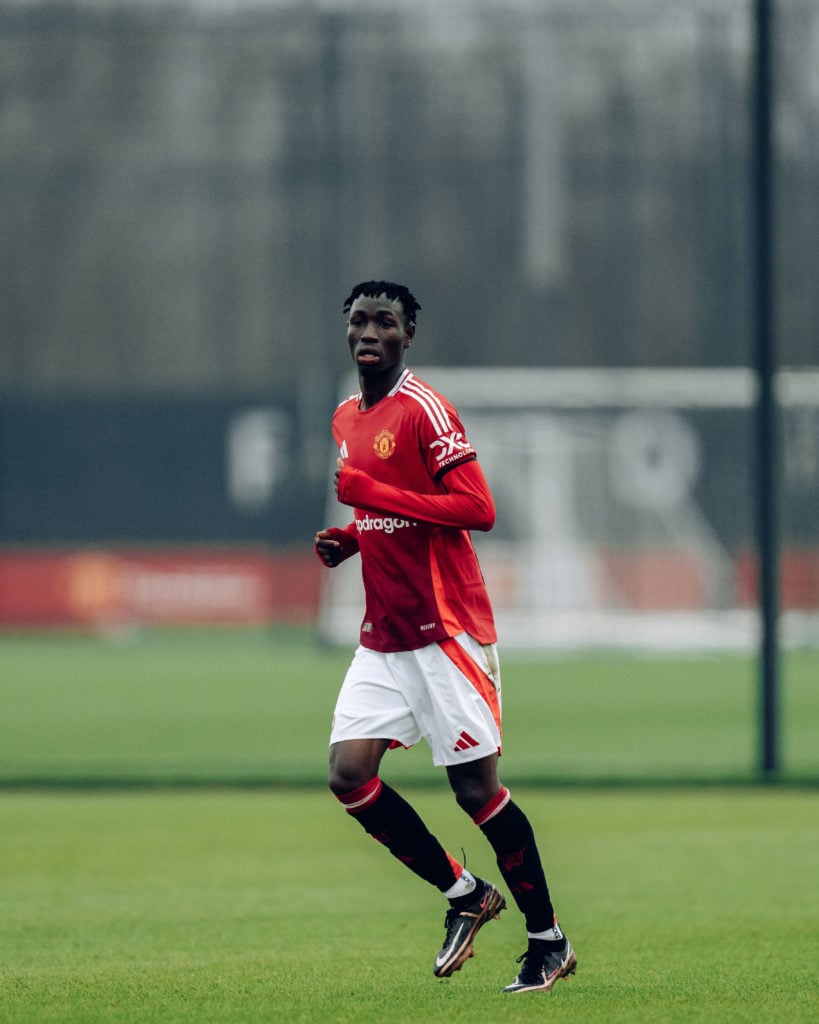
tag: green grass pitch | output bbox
[0,628,817,1022]
[1,788,817,1023]
[1,626,817,785]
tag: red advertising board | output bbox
[0,549,320,627]
[2,546,817,629]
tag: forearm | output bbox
[337,461,495,532]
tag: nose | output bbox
[360,318,379,340]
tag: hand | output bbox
[314,528,344,567]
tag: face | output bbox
[346,294,414,380]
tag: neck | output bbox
[358,364,406,410]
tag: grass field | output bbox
[2,788,817,1023]
[1,627,818,785]
[1,628,817,1022]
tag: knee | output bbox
[329,739,388,797]
[328,769,365,797]
[328,753,371,797]
[451,777,500,819]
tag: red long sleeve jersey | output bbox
[332,369,497,653]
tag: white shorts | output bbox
[330,633,502,767]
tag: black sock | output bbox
[478,798,555,933]
[342,779,460,892]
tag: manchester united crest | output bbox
[373,428,396,460]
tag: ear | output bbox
[403,323,415,348]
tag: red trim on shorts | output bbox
[337,775,383,814]
[472,785,511,827]
[438,636,502,734]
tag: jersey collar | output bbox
[388,367,412,397]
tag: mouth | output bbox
[355,348,380,365]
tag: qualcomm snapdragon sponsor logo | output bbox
[356,514,417,534]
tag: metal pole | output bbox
[752,0,779,775]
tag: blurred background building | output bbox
[0,0,817,642]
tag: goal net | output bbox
[317,367,819,651]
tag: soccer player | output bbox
[314,281,576,993]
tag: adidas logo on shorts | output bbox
[453,730,480,752]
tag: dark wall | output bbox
[1,0,817,545]
[0,398,307,544]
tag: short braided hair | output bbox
[342,280,421,326]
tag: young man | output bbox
[314,280,576,993]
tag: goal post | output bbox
[317,367,819,652]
